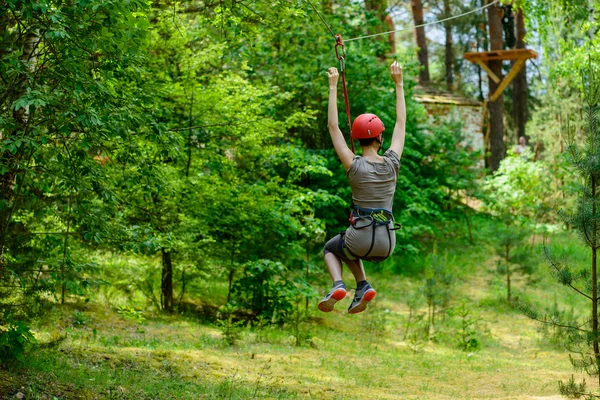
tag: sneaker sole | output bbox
[317,289,347,312]
[348,289,377,314]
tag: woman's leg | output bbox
[323,234,346,282]
[324,252,343,282]
[343,258,366,283]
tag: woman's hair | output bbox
[358,138,380,147]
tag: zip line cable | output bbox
[305,0,500,152]
[306,0,500,42]
[306,0,336,38]
[345,0,499,42]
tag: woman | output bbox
[318,61,406,314]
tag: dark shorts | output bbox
[323,231,389,263]
[323,232,350,260]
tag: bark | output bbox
[161,249,173,313]
[443,0,453,90]
[512,9,528,142]
[385,15,396,55]
[487,3,505,172]
[593,175,599,385]
[411,0,430,83]
[506,244,511,303]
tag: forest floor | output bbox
[0,231,594,399]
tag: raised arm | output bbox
[389,61,406,158]
[327,67,354,170]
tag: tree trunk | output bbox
[443,0,453,90]
[227,269,234,303]
[487,2,505,172]
[506,244,511,304]
[592,175,599,385]
[512,9,528,143]
[463,207,474,244]
[161,249,173,313]
[385,15,396,55]
[411,0,430,83]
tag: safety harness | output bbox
[342,206,401,262]
[333,36,401,262]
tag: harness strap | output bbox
[359,222,376,259]
[346,206,399,261]
[386,223,392,259]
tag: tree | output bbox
[0,0,153,318]
[365,1,396,58]
[484,151,554,302]
[443,0,454,90]
[522,65,600,398]
[512,9,528,143]
[411,0,430,83]
[487,2,505,172]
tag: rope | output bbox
[340,63,353,152]
[306,0,336,38]
[335,35,354,153]
[345,0,500,42]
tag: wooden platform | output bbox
[464,49,537,102]
[464,49,538,62]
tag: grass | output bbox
[0,224,597,399]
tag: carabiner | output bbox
[334,34,346,61]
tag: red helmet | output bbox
[351,114,385,142]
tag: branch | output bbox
[526,312,590,333]
[543,239,593,300]
[168,120,259,132]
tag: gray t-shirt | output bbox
[346,149,400,211]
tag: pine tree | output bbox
[522,63,600,398]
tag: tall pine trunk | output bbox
[487,3,505,172]
[411,0,430,83]
[161,249,173,313]
[443,0,453,90]
[512,9,528,143]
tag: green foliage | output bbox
[484,151,555,224]
[0,321,36,365]
[116,305,146,325]
[217,304,244,347]
[446,301,481,352]
[232,259,305,321]
[536,298,578,349]
[423,246,455,337]
[285,301,313,348]
[558,375,589,399]
[0,0,154,318]
[71,311,87,327]
[493,223,534,303]
[523,63,600,398]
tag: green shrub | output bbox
[446,301,481,352]
[0,322,36,365]
[232,259,298,321]
[217,304,244,347]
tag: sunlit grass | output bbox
[1,221,597,399]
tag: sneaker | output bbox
[318,282,347,312]
[348,283,377,314]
